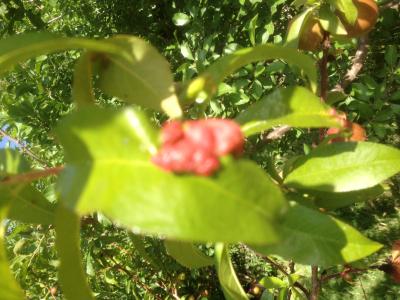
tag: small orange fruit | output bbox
[298,18,325,51]
[337,0,379,37]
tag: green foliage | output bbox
[0,0,399,299]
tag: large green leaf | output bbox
[183,44,318,103]
[0,205,25,300]
[164,240,214,269]
[95,36,182,118]
[251,204,382,267]
[55,204,94,300]
[311,185,385,210]
[284,142,400,192]
[215,243,248,300]
[0,33,181,117]
[236,86,340,136]
[56,107,286,244]
[0,33,127,77]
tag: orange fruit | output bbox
[298,18,325,51]
[338,0,379,37]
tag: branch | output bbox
[263,125,292,140]
[319,33,331,102]
[0,128,49,166]
[310,266,320,300]
[332,36,369,93]
[262,255,310,299]
[1,166,64,185]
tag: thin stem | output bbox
[1,166,64,185]
[310,266,320,300]
[262,255,310,299]
[319,33,331,102]
[0,128,49,166]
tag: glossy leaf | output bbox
[0,33,128,77]
[312,184,385,210]
[183,44,318,104]
[0,205,25,300]
[284,142,400,192]
[56,107,285,244]
[285,7,315,49]
[252,204,382,266]
[172,13,191,26]
[259,276,287,289]
[95,36,182,118]
[55,204,94,300]
[236,86,340,136]
[329,0,358,25]
[164,240,214,268]
[214,243,248,300]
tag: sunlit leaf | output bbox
[164,240,214,268]
[237,86,339,136]
[252,204,382,266]
[215,243,248,300]
[183,44,318,103]
[56,107,286,244]
[95,36,182,118]
[284,142,400,192]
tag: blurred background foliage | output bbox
[0,0,399,299]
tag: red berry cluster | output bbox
[152,119,244,176]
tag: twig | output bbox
[0,166,64,185]
[0,128,49,166]
[262,255,310,299]
[332,36,369,93]
[319,33,331,102]
[310,266,320,300]
[263,125,292,140]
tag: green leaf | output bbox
[285,7,315,49]
[95,36,182,118]
[311,184,385,210]
[252,204,382,266]
[6,185,55,225]
[319,4,348,35]
[0,206,25,300]
[180,42,194,60]
[284,142,400,192]
[72,52,95,108]
[236,86,339,136]
[164,240,214,268]
[55,204,94,300]
[183,44,318,104]
[0,149,55,225]
[214,243,248,300]
[172,13,191,26]
[56,107,286,244]
[0,33,130,78]
[329,0,358,25]
[385,45,398,66]
[259,276,287,289]
[248,14,259,46]
[0,33,182,118]
[326,90,347,105]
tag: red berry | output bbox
[184,121,215,152]
[203,119,244,156]
[161,121,184,145]
[191,149,220,176]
